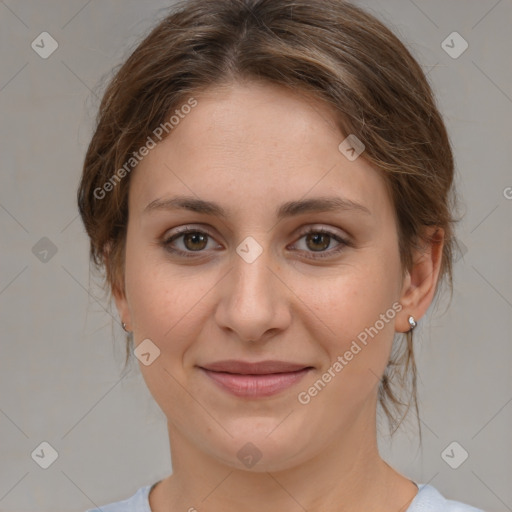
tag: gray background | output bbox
[0,1,511,511]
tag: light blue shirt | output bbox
[84,482,484,511]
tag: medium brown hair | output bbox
[77,0,459,438]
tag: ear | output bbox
[105,242,132,331]
[396,226,445,333]
[112,280,132,331]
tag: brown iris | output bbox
[305,232,331,252]
[183,232,208,251]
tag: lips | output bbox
[199,360,311,375]
[198,360,313,398]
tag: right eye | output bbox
[161,227,221,257]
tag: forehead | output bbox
[129,81,392,222]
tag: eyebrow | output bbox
[143,194,371,219]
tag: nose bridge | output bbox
[232,238,276,313]
[215,235,289,341]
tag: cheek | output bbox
[295,277,400,416]
[124,243,216,358]
[301,247,401,370]
[123,249,204,412]
[124,243,180,335]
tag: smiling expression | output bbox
[114,79,411,472]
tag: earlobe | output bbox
[112,281,132,332]
[105,243,132,332]
[396,227,444,333]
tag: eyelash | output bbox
[160,226,351,260]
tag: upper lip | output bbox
[199,360,312,375]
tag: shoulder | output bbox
[83,484,153,512]
[408,483,484,512]
[82,481,484,512]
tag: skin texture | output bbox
[113,80,444,512]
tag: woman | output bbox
[78,0,483,510]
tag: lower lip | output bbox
[200,367,312,398]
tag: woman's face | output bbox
[115,80,412,471]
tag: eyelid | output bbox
[161,224,351,259]
[163,223,349,242]
[288,225,350,258]
[162,225,221,250]
[294,223,349,240]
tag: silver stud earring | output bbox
[122,322,130,333]
[408,315,417,332]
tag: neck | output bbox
[150,399,418,512]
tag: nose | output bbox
[214,243,292,343]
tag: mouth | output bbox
[198,360,314,398]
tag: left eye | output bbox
[292,230,343,252]
[289,228,348,259]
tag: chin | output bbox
[208,423,314,473]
